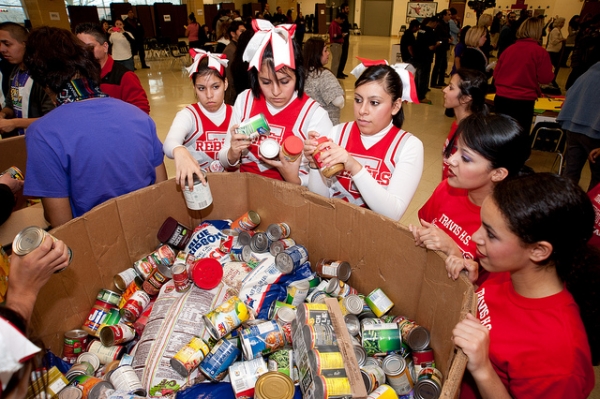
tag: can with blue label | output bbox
[199,339,240,381]
[240,320,286,360]
[274,244,308,274]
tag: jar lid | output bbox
[259,138,280,159]
[191,258,223,290]
[282,136,303,155]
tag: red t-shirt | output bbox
[460,273,594,399]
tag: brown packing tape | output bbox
[31,174,475,399]
[325,297,367,398]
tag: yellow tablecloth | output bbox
[485,94,564,113]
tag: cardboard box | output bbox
[0,135,27,174]
[31,173,475,398]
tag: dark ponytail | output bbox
[492,173,600,365]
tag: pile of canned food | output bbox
[26,210,443,399]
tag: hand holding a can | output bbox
[6,236,70,321]
[227,124,252,166]
[409,220,462,258]
[452,314,497,388]
[313,139,361,176]
[0,173,24,194]
[173,147,205,190]
[445,255,479,283]
[304,131,322,163]
[260,146,302,185]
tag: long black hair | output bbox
[492,173,600,365]
[444,114,530,176]
[454,68,489,115]
[355,65,405,128]
[248,39,306,99]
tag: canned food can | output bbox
[325,278,357,298]
[313,375,353,398]
[241,320,286,359]
[312,137,345,178]
[230,210,261,232]
[383,354,414,395]
[203,296,251,340]
[12,226,73,271]
[132,244,176,280]
[268,300,296,319]
[365,288,394,318]
[265,223,291,241]
[315,259,352,281]
[199,339,241,381]
[364,356,382,368]
[58,386,83,399]
[367,384,400,399]
[120,290,151,323]
[82,299,118,337]
[118,280,142,309]
[29,366,69,399]
[353,342,367,367]
[66,362,95,380]
[303,324,337,350]
[219,229,239,253]
[109,365,146,396]
[361,323,402,356]
[63,329,89,364]
[397,317,431,351]
[229,244,254,262]
[87,340,125,364]
[413,367,443,399]
[269,241,284,256]
[142,267,170,296]
[254,371,295,399]
[250,232,271,253]
[132,300,153,336]
[237,113,271,139]
[114,268,140,292]
[308,350,344,373]
[183,170,213,210]
[68,375,113,399]
[361,363,386,393]
[171,263,191,293]
[229,357,269,398]
[99,323,136,347]
[274,244,308,274]
[237,230,256,245]
[305,290,328,304]
[267,349,294,377]
[157,217,192,250]
[274,306,296,325]
[412,349,435,376]
[344,314,361,336]
[285,279,310,306]
[259,138,280,159]
[339,294,364,316]
[171,336,210,377]
[296,303,331,326]
[281,136,303,162]
[1,166,24,180]
[76,352,100,372]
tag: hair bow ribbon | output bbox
[351,57,419,103]
[243,19,296,71]
[187,48,229,79]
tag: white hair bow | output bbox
[187,48,229,79]
[243,19,296,71]
[350,57,419,103]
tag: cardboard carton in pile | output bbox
[30,173,476,398]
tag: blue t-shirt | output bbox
[24,97,164,217]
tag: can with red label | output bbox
[82,289,121,337]
[172,263,191,293]
[412,348,435,376]
[120,290,151,323]
[63,329,89,364]
[132,244,176,280]
[133,300,154,336]
[99,323,136,346]
[142,267,170,296]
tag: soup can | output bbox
[397,317,431,351]
[229,357,269,398]
[118,280,142,309]
[250,232,271,253]
[142,267,170,296]
[361,323,402,356]
[229,244,253,262]
[313,375,352,398]
[254,371,295,399]
[365,288,394,318]
[361,363,386,393]
[237,230,256,245]
[339,294,364,316]
[315,259,352,281]
[274,244,308,274]
[58,386,83,399]
[120,290,151,323]
[353,339,367,367]
[76,352,100,372]
[296,303,331,326]
[66,362,95,381]
[240,320,286,359]
[325,278,357,298]
[171,263,191,293]
[170,336,211,377]
[203,296,250,340]
[265,223,291,241]
[268,300,296,319]
[99,323,136,347]
[237,113,270,138]
[367,384,400,399]
[12,226,72,272]
[412,348,435,376]
[87,340,125,364]
[344,314,361,336]
[114,268,140,293]
[230,210,261,232]
[199,339,241,381]
[132,244,176,280]
[274,306,296,326]
[413,367,443,399]
[285,279,310,306]
[109,365,146,396]
[303,324,338,350]
[383,354,414,395]
[133,300,154,336]
[183,169,213,210]
[69,375,113,399]
[63,329,89,364]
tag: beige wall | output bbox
[185,0,207,25]
[22,0,70,29]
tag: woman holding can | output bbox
[303,60,424,221]
[163,49,231,190]
[409,114,530,277]
[450,173,598,398]
[217,19,333,185]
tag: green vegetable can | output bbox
[361,323,402,356]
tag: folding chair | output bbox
[530,117,566,174]
[170,41,190,68]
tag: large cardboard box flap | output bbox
[33,173,475,398]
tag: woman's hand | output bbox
[445,255,479,283]
[453,314,494,379]
[227,124,251,165]
[261,147,302,184]
[173,147,204,190]
[409,220,462,257]
[313,140,361,176]
[0,118,17,133]
[588,148,600,163]
[304,131,321,162]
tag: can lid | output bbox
[414,377,442,399]
[254,371,295,399]
[337,261,352,281]
[361,369,373,393]
[353,345,367,367]
[282,135,303,155]
[12,226,45,255]
[99,325,115,347]
[407,326,431,351]
[76,352,100,371]
[274,253,294,274]
[325,278,340,294]
[275,306,296,324]
[64,329,89,340]
[191,258,223,290]
[382,353,406,375]
[343,294,364,315]
[58,386,83,399]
